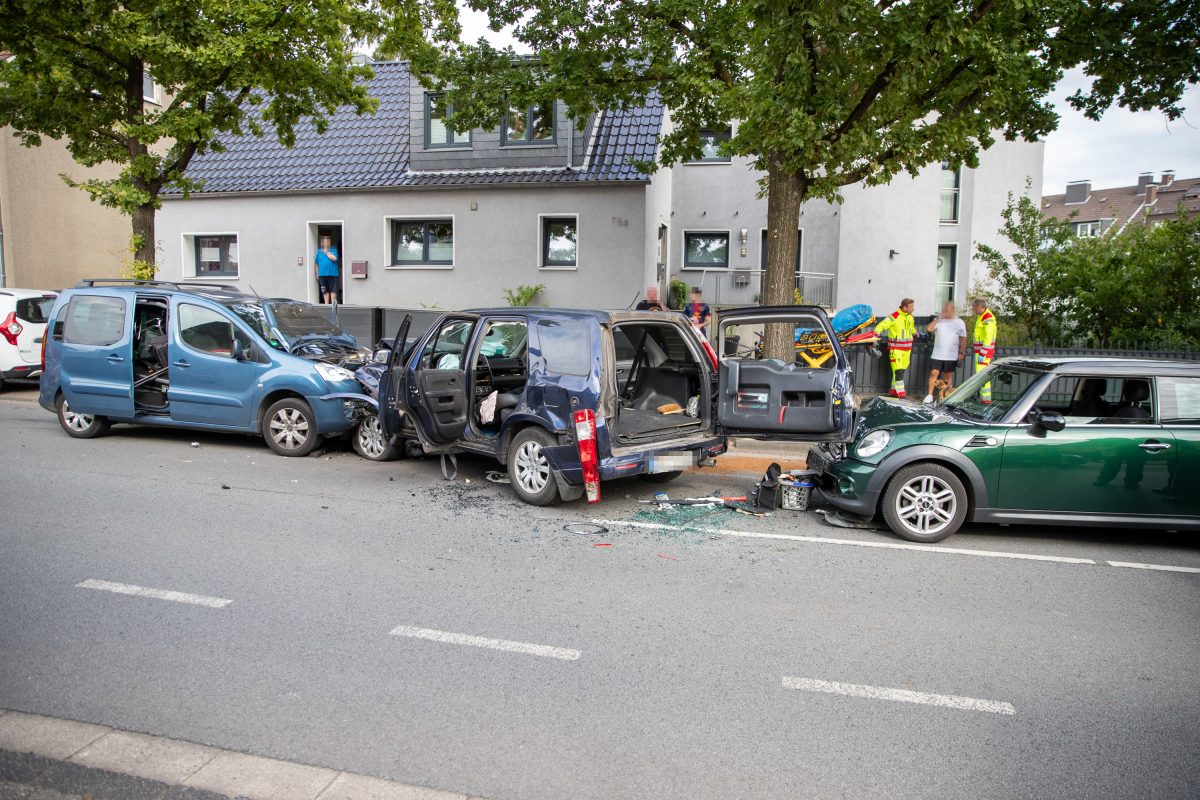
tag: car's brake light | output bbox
[573,408,601,504]
[698,334,719,371]
[1,312,22,346]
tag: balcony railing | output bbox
[682,268,836,309]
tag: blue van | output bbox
[362,306,854,504]
[39,280,369,455]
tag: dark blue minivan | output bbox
[362,306,854,504]
[40,280,370,455]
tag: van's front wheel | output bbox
[263,398,322,456]
[508,427,560,506]
[56,396,110,439]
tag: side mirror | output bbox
[1039,411,1067,432]
[231,338,245,361]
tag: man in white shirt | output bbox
[924,301,968,404]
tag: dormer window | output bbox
[694,126,732,162]
[502,102,555,145]
[425,93,470,148]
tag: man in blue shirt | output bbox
[684,286,712,337]
[314,235,339,304]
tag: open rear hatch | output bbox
[609,319,708,443]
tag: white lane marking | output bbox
[594,519,1097,565]
[76,579,232,608]
[388,625,581,661]
[782,676,1016,716]
[1107,561,1200,574]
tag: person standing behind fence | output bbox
[874,298,916,398]
[971,297,998,404]
[924,301,967,404]
[636,286,664,311]
[314,234,339,305]
[684,286,712,337]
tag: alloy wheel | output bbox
[513,439,550,494]
[357,416,387,458]
[62,402,95,432]
[269,407,310,451]
[894,474,958,536]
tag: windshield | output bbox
[224,301,284,350]
[267,301,345,339]
[940,365,1046,422]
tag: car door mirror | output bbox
[1026,408,1066,437]
[231,338,245,361]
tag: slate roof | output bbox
[171,61,663,195]
[1043,174,1200,232]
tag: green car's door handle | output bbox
[1138,440,1171,452]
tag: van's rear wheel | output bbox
[56,396,110,439]
[353,414,400,461]
[507,427,560,506]
[639,470,683,484]
[264,398,322,456]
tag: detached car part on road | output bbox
[39,280,373,456]
[355,306,855,505]
[808,357,1200,542]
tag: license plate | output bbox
[648,452,695,473]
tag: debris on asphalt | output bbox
[190,442,200,448]
[564,523,609,536]
[221,484,231,490]
[593,543,613,547]
[484,471,511,484]
[656,553,679,560]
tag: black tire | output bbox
[507,427,561,506]
[639,470,683,484]
[881,462,968,543]
[56,395,111,439]
[352,413,400,461]
[263,397,322,457]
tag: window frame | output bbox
[1076,220,1102,238]
[682,230,732,270]
[424,92,471,150]
[689,126,733,163]
[501,102,557,146]
[184,232,240,280]
[386,216,455,270]
[936,244,957,307]
[142,69,158,105]
[939,161,960,224]
[539,214,579,270]
[1156,376,1200,425]
[63,295,127,347]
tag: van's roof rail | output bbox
[74,278,242,292]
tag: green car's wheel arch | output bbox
[881,462,969,543]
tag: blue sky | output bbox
[458,11,1200,197]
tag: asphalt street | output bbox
[1,389,1198,800]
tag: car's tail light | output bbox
[698,334,719,371]
[573,409,601,504]
[1,312,22,346]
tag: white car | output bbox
[0,288,58,389]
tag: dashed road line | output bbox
[76,579,232,608]
[1107,560,1200,574]
[782,676,1016,715]
[388,625,581,661]
[594,519,1097,565]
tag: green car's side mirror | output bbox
[1027,408,1066,437]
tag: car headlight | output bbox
[315,361,355,383]
[856,429,893,458]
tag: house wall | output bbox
[0,130,130,290]
[156,184,651,310]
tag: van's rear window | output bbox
[63,296,126,346]
[537,319,591,376]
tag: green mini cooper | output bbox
[807,357,1200,542]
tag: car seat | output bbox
[1070,378,1110,418]
[1110,380,1151,421]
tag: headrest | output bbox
[1079,378,1107,398]
[1122,381,1149,403]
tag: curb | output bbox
[0,708,477,800]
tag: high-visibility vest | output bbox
[875,309,915,352]
[973,308,997,359]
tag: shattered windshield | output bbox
[940,365,1046,422]
[266,301,344,339]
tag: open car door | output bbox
[394,314,479,448]
[714,306,854,442]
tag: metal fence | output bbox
[679,268,836,308]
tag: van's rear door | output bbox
[57,290,135,419]
[714,306,853,441]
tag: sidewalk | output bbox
[0,708,473,800]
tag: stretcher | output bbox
[792,304,880,367]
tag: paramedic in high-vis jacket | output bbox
[971,297,998,404]
[874,298,916,398]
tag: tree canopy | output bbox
[0,0,380,271]
[377,0,1197,356]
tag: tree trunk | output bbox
[761,158,805,360]
[131,202,156,275]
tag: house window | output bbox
[502,103,555,145]
[683,232,730,268]
[694,126,732,162]
[142,69,158,104]
[391,219,453,266]
[936,245,956,307]
[541,216,578,268]
[425,93,470,148]
[193,235,239,277]
[1076,221,1102,237]
[939,161,960,223]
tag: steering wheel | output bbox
[475,351,495,396]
